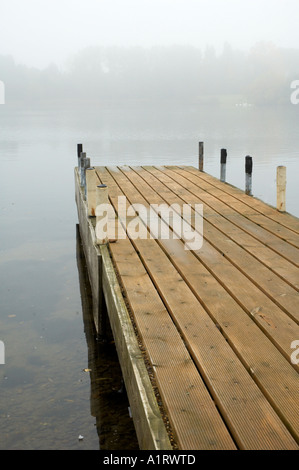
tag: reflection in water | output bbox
[76,225,139,450]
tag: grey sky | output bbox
[0,0,298,69]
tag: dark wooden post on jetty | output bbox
[82,157,91,197]
[220,149,227,182]
[77,143,83,169]
[80,152,86,184]
[198,142,204,171]
[245,155,253,195]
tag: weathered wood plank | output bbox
[76,162,299,450]
[156,166,299,283]
[167,166,299,267]
[75,168,172,450]
[179,166,299,235]
[111,165,299,441]
[139,166,299,325]
[109,239,236,450]
[99,165,299,448]
[100,243,173,450]
[95,167,237,450]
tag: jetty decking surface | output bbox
[75,164,299,450]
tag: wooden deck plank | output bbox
[167,166,299,269]
[131,237,298,450]
[75,168,172,450]
[99,165,299,447]
[117,165,299,354]
[76,159,299,450]
[171,167,299,267]
[153,166,299,287]
[95,167,237,450]
[139,166,299,325]
[179,166,299,236]
[109,240,237,450]
[112,165,299,440]
[100,243,173,451]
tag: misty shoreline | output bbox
[1,43,298,107]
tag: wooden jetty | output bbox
[75,146,299,450]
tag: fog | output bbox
[0,0,299,105]
[1,0,299,69]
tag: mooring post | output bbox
[96,184,109,244]
[77,143,83,170]
[220,149,227,182]
[277,166,286,212]
[80,152,86,183]
[82,157,90,198]
[86,167,97,217]
[198,142,204,171]
[245,155,253,195]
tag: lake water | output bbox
[0,101,298,450]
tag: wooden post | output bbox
[86,167,97,217]
[80,152,86,183]
[277,166,286,212]
[96,184,109,244]
[198,142,204,171]
[245,156,253,195]
[82,157,90,198]
[220,149,227,182]
[77,143,83,169]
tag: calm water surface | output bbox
[0,102,298,450]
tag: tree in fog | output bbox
[246,42,287,105]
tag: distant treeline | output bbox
[1,42,299,105]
